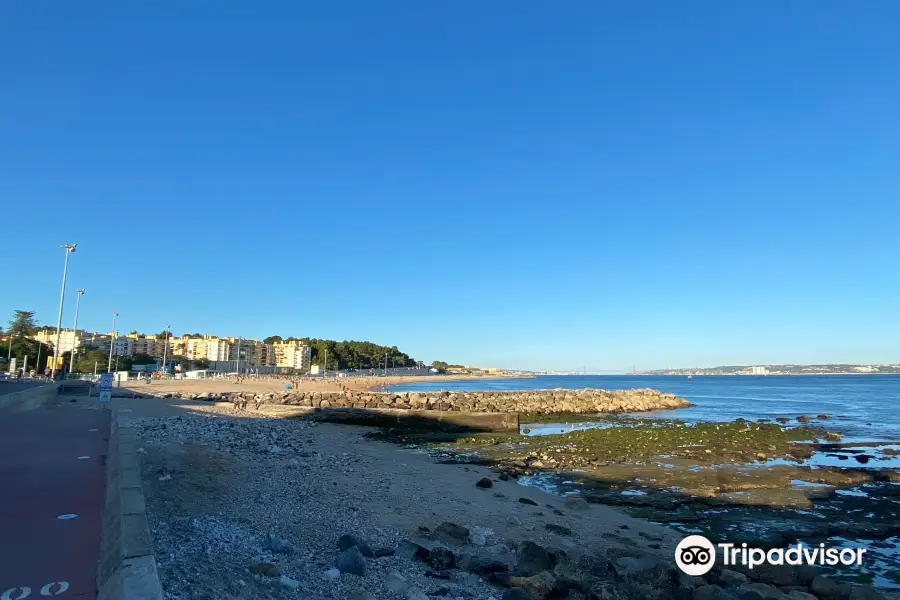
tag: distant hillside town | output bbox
[3,309,512,376]
[644,364,900,376]
[28,329,315,372]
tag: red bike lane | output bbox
[0,408,110,599]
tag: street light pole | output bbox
[70,289,85,371]
[51,243,77,379]
[161,325,170,374]
[107,312,118,373]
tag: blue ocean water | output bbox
[388,375,900,442]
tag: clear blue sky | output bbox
[2,2,898,371]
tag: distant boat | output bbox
[687,375,693,379]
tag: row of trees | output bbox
[2,310,53,372]
[3,310,455,374]
[262,336,423,371]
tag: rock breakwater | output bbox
[161,387,692,414]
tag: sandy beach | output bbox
[122,373,508,397]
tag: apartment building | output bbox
[32,329,83,355]
[32,329,122,355]
[273,340,311,371]
[224,338,276,367]
[126,333,167,357]
[32,329,287,367]
[175,336,229,362]
[252,342,276,366]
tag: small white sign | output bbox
[99,373,113,403]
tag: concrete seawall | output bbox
[0,382,60,411]
[158,387,692,414]
[97,409,164,600]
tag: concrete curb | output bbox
[97,408,165,600]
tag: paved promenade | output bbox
[0,408,110,599]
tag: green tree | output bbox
[431,361,449,372]
[131,353,157,365]
[72,348,110,374]
[301,338,417,370]
[7,310,37,336]
[263,335,283,344]
[3,337,52,371]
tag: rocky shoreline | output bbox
[375,415,900,592]
[142,387,693,415]
[128,405,900,600]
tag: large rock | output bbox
[737,582,790,600]
[564,496,589,510]
[508,571,557,599]
[336,546,367,576]
[337,533,374,558]
[516,542,553,576]
[435,521,470,544]
[397,540,431,561]
[427,546,456,570]
[459,553,509,575]
[787,591,818,600]
[848,586,890,600]
[263,534,296,555]
[589,582,644,600]
[613,555,679,589]
[694,585,740,600]
[720,570,748,587]
[749,564,802,587]
[810,576,851,600]
[249,562,280,577]
[502,589,541,600]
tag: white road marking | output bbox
[1,581,70,599]
[40,581,68,596]
[88,428,98,432]
[56,514,77,520]
[76,456,90,460]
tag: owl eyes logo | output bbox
[675,535,716,575]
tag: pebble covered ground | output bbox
[132,410,640,600]
[130,405,900,600]
[135,414,493,599]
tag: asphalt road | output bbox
[0,408,110,599]
[0,380,50,396]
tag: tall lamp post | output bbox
[161,324,170,374]
[107,312,119,373]
[51,243,77,379]
[70,289,85,372]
